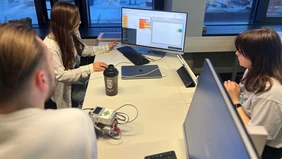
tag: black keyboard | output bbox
[117,46,150,65]
[145,151,177,159]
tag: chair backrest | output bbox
[44,99,57,109]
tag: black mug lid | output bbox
[103,64,119,77]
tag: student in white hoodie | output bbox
[224,28,282,159]
[43,2,118,108]
[0,23,97,159]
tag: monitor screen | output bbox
[121,8,187,52]
[183,59,258,159]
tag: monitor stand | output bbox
[177,66,195,88]
[132,47,166,57]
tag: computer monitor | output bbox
[121,8,187,54]
[183,59,258,159]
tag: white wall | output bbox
[185,36,236,52]
[165,0,206,37]
[165,0,237,53]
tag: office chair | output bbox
[44,99,57,109]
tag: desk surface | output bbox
[83,45,195,159]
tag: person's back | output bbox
[0,108,96,159]
[0,23,97,159]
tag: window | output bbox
[46,1,51,19]
[89,0,153,26]
[204,0,257,25]
[0,0,38,24]
[266,0,282,17]
[46,0,75,19]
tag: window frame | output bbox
[31,0,282,36]
[204,0,260,25]
[261,0,282,24]
[87,0,164,27]
[252,0,269,24]
[34,0,49,26]
[77,0,90,28]
[35,0,82,27]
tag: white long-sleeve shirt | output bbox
[43,31,109,108]
[0,108,97,159]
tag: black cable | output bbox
[82,108,94,111]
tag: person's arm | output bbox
[82,43,110,57]
[67,109,98,159]
[230,97,250,125]
[86,115,97,159]
[74,31,110,57]
[77,110,97,159]
[224,80,250,125]
[51,48,93,83]
[236,107,250,125]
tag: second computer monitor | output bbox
[183,59,258,159]
[121,8,187,53]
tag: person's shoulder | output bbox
[43,33,60,50]
[50,108,89,117]
[44,109,92,125]
[269,78,282,93]
[255,78,282,104]
[43,33,52,42]
[74,30,82,38]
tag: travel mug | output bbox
[103,64,119,96]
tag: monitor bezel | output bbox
[121,7,188,53]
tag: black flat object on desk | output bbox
[144,150,177,159]
[117,46,150,65]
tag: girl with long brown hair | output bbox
[44,2,118,109]
[224,28,282,159]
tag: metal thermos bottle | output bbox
[103,64,119,96]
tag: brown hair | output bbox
[50,2,84,70]
[235,28,282,93]
[0,23,44,102]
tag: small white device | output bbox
[87,104,138,139]
[91,107,117,125]
[90,106,120,137]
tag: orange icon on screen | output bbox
[144,22,150,29]
[122,15,128,27]
[139,19,145,29]
[139,19,150,29]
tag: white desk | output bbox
[83,45,195,159]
